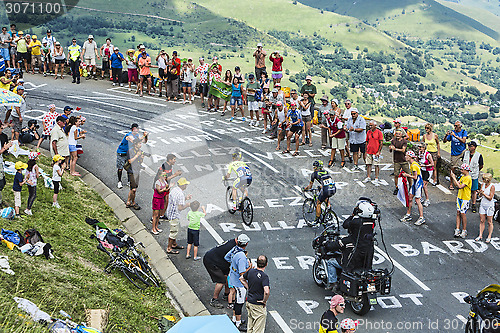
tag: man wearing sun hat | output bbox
[392,118,408,140]
[81,35,99,80]
[166,177,192,254]
[28,35,42,74]
[319,294,345,333]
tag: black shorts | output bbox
[200,83,209,96]
[318,188,335,202]
[53,180,60,194]
[140,74,151,80]
[350,142,366,154]
[187,228,200,246]
[55,59,65,65]
[102,59,110,71]
[17,52,29,61]
[422,170,430,182]
[203,257,226,284]
[290,125,302,133]
[158,68,166,79]
[128,172,140,189]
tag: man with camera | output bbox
[443,121,468,190]
[19,119,40,144]
[253,43,267,81]
[125,138,149,210]
[116,123,148,189]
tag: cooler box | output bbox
[281,86,290,98]
[407,129,420,142]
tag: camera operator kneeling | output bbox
[19,120,40,144]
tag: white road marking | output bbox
[200,218,224,244]
[436,184,452,195]
[374,246,431,291]
[269,311,294,333]
[456,314,467,324]
[240,148,279,173]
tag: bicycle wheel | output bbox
[241,197,253,226]
[322,208,340,232]
[302,198,317,226]
[133,266,159,288]
[121,265,147,289]
[137,255,160,287]
[226,187,236,214]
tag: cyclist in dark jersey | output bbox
[304,160,336,222]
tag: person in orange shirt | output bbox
[137,50,156,97]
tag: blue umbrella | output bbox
[167,315,239,333]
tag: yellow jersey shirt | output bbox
[410,161,421,176]
[29,40,42,55]
[458,175,472,201]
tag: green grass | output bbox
[0,154,175,332]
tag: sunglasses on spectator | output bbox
[338,303,345,308]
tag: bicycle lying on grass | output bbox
[86,218,160,290]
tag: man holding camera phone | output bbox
[253,43,267,81]
[443,121,468,190]
[116,123,148,190]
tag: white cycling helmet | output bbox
[356,201,375,218]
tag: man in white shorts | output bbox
[81,35,100,80]
[246,73,261,127]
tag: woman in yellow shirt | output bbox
[451,163,472,239]
[422,123,440,184]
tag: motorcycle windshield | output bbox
[476,284,500,297]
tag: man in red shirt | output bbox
[364,120,383,182]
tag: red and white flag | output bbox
[397,171,409,207]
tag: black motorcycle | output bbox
[312,201,393,315]
[464,284,500,333]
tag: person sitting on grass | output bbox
[52,154,65,209]
[13,161,27,216]
[186,200,206,261]
[451,163,472,239]
[400,151,425,226]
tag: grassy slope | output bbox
[0,154,174,332]
[447,0,500,17]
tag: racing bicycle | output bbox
[224,178,254,226]
[302,188,340,231]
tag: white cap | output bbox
[257,42,263,47]
[237,234,250,246]
[88,34,94,39]
[306,75,312,80]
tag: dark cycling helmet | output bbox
[232,149,242,160]
[313,160,323,169]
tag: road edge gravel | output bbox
[36,147,210,318]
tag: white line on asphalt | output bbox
[269,311,294,333]
[240,148,279,173]
[200,218,224,244]
[436,184,452,195]
[374,246,431,291]
[456,315,467,324]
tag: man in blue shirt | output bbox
[224,234,251,331]
[444,120,468,190]
[110,47,124,87]
[285,102,303,156]
[116,123,148,189]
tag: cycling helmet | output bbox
[460,163,471,171]
[237,234,250,246]
[340,318,358,330]
[355,200,375,218]
[406,151,416,158]
[232,149,242,160]
[313,160,323,169]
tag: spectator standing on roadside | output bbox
[81,35,99,80]
[271,101,285,141]
[138,50,155,97]
[444,120,468,190]
[24,152,40,216]
[67,38,81,84]
[186,201,205,260]
[29,35,42,74]
[36,104,59,150]
[13,161,27,215]
[342,99,353,163]
[195,57,209,108]
[253,43,266,80]
[52,154,65,208]
[269,51,283,86]
[8,24,17,68]
[152,170,168,235]
[246,73,260,127]
[153,153,181,219]
[66,116,85,176]
[0,70,13,90]
[0,27,12,68]
[156,50,168,97]
[418,142,434,208]
[110,47,124,87]
[99,38,114,80]
[346,108,366,171]
[400,151,425,226]
[477,173,495,243]
[318,95,330,149]
[451,163,472,239]
[390,129,409,195]
[422,123,440,185]
[299,91,313,146]
[166,177,192,254]
[204,236,241,309]
[52,42,65,80]
[300,75,317,107]
[463,141,483,213]
[393,119,409,140]
[125,138,145,210]
[240,255,270,333]
[116,123,148,189]
[230,77,245,122]
[327,111,346,168]
[14,31,28,72]
[50,116,69,165]
[208,65,221,112]
[180,61,193,104]
[319,295,345,333]
[166,54,180,101]
[364,120,383,182]
[126,49,137,91]
[225,237,251,332]
[285,102,303,156]
[41,41,50,77]
[42,29,55,67]
[10,86,26,141]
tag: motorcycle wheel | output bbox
[348,294,371,316]
[312,259,326,287]
[465,318,478,333]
